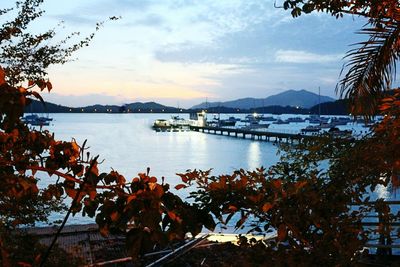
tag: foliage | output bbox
[173,92,400,266]
[281,0,400,116]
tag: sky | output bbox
[2,0,367,108]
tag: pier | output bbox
[189,125,316,143]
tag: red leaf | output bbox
[174,184,186,190]
[46,81,53,92]
[277,224,287,241]
[0,66,5,85]
[168,211,177,221]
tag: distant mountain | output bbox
[25,100,185,113]
[191,89,335,110]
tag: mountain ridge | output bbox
[191,89,335,110]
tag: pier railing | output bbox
[189,125,317,143]
[352,200,400,256]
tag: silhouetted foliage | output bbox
[282,0,400,116]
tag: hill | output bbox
[191,89,335,110]
[24,100,185,113]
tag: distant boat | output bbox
[273,119,290,125]
[241,113,263,123]
[241,123,270,130]
[330,116,351,126]
[260,116,277,122]
[286,117,305,123]
[22,114,52,126]
[328,127,352,137]
[301,125,321,133]
[307,115,329,124]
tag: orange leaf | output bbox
[271,179,282,190]
[28,80,35,87]
[262,202,273,212]
[148,182,156,191]
[174,184,186,190]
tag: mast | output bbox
[318,86,321,117]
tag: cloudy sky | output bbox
[3,0,367,108]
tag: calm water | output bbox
[36,113,391,226]
[40,113,281,225]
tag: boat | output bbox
[260,116,277,122]
[153,119,170,128]
[241,113,263,123]
[241,123,270,130]
[330,117,351,126]
[22,114,52,126]
[301,125,321,133]
[307,115,329,124]
[218,118,237,127]
[273,119,290,125]
[153,111,207,130]
[286,117,305,123]
[328,127,352,137]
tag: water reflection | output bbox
[247,142,261,170]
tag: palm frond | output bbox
[337,19,400,116]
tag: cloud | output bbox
[275,50,343,64]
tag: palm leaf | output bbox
[337,19,400,116]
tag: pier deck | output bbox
[189,125,316,143]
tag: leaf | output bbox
[262,202,273,212]
[168,211,177,221]
[99,225,109,237]
[175,184,187,190]
[90,162,99,176]
[127,195,136,204]
[228,205,238,212]
[271,179,282,190]
[0,66,5,85]
[46,81,52,92]
[277,224,287,241]
[110,211,119,222]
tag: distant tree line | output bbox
[26,99,350,115]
